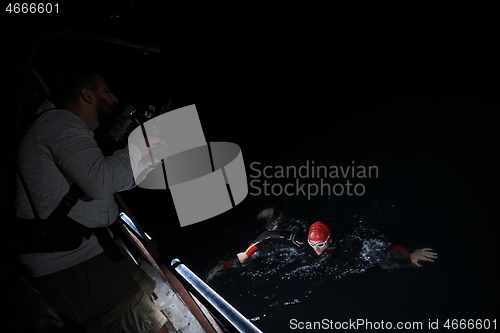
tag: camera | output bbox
[108,101,171,147]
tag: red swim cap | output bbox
[308,221,331,242]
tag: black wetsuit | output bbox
[242,231,307,256]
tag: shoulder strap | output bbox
[16,107,82,231]
[47,182,86,222]
[16,166,87,233]
[16,164,45,233]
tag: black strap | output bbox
[57,183,123,262]
[93,228,124,262]
[17,174,124,261]
[16,164,45,234]
[48,182,86,220]
[17,164,88,236]
[45,182,94,240]
[15,107,67,235]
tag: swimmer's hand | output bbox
[237,252,249,263]
[409,248,438,267]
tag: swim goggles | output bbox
[307,233,331,248]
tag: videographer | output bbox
[15,65,168,333]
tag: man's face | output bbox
[93,75,119,125]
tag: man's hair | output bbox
[51,65,100,106]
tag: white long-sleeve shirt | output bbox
[16,100,150,277]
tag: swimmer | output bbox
[237,221,437,267]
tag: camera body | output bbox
[108,104,155,147]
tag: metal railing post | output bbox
[172,259,263,333]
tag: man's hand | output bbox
[409,248,438,267]
[129,134,167,167]
[237,252,249,263]
[129,133,165,156]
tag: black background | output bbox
[2,2,498,332]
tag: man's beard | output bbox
[95,94,116,125]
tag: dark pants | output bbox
[34,249,165,333]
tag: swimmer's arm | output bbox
[237,242,261,263]
[237,252,250,263]
[237,231,296,263]
[409,248,438,267]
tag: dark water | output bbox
[5,5,497,332]
[121,101,498,332]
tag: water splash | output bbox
[205,200,400,309]
[239,219,392,283]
